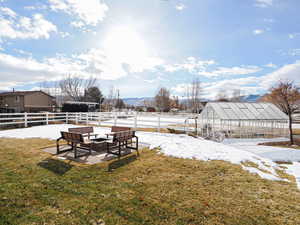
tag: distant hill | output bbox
[122,95,262,106]
[122,97,153,106]
[240,94,261,102]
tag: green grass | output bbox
[1,138,300,225]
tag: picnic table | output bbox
[56,126,139,159]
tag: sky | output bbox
[0,0,300,99]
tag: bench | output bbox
[106,126,139,158]
[56,131,93,158]
[68,127,98,140]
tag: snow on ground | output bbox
[292,123,300,129]
[285,162,300,189]
[224,138,300,188]
[0,124,289,183]
[224,138,300,162]
[0,124,109,140]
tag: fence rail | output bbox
[0,112,197,132]
[0,112,292,139]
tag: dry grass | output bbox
[0,138,300,225]
[293,128,300,135]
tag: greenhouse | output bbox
[199,102,289,138]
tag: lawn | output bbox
[1,138,300,225]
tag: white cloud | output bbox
[70,21,84,28]
[13,49,32,56]
[59,31,70,38]
[0,45,165,89]
[77,48,164,79]
[0,7,17,18]
[264,63,277,68]
[0,8,57,40]
[0,52,86,85]
[254,0,273,8]
[164,57,215,73]
[24,4,48,11]
[253,29,264,35]
[288,33,300,39]
[263,18,274,23]
[175,3,186,11]
[171,76,262,99]
[198,65,261,78]
[49,0,109,27]
[260,61,300,89]
[287,49,300,56]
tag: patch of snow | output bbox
[285,162,300,188]
[137,132,280,178]
[224,138,300,163]
[292,123,300,129]
[242,166,287,181]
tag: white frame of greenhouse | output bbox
[199,102,289,138]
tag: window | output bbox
[15,96,20,103]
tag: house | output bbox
[0,91,56,113]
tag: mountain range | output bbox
[122,95,262,106]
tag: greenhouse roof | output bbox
[201,102,288,120]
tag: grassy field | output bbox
[1,138,300,225]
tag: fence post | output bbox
[24,112,28,128]
[158,114,161,132]
[66,112,69,124]
[46,112,49,125]
[114,113,117,126]
[134,112,137,129]
[86,113,89,125]
[75,113,78,124]
[98,112,101,126]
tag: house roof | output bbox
[200,102,288,120]
[0,91,54,98]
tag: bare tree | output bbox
[263,81,300,145]
[103,86,117,111]
[184,78,202,113]
[216,90,230,102]
[155,87,171,112]
[59,74,97,101]
[190,78,202,113]
[231,89,242,102]
[143,99,155,108]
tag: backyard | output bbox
[0,124,300,224]
[1,138,300,225]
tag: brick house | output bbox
[0,91,56,113]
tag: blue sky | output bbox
[0,0,300,99]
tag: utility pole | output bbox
[117,89,120,112]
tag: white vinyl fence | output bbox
[0,112,292,139]
[0,112,197,132]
